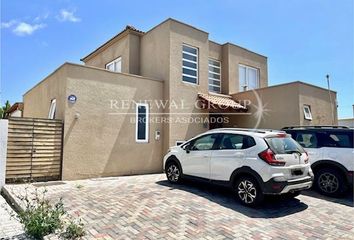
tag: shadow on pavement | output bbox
[302,189,353,207]
[156,179,308,219]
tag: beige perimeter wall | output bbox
[23,63,164,180]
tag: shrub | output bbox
[61,219,85,239]
[18,189,65,239]
[14,188,85,239]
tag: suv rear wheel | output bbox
[165,161,182,183]
[234,176,264,207]
[315,168,347,197]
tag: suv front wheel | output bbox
[234,176,264,207]
[165,161,182,183]
[315,168,347,197]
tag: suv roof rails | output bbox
[207,128,285,134]
[282,125,349,130]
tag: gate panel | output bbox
[6,117,63,181]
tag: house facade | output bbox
[22,18,337,180]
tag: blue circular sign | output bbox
[68,94,77,103]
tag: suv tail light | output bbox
[258,149,286,166]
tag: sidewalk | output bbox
[0,195,26,240]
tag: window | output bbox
[189,134,218,151]
[48,99,56,119]
[322,132,353,148]
[135,103,149,143]
[239,64,259,92]
[265,137,305,154]
[303,105,312,120]
[182,44,198,84]
[219,134,256,150]
[296,132,318,148]
[208,59,221,93]
[106,57,122,72]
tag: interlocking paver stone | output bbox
[2,174,354,239]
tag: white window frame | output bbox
[303,105,313,120]
[239,64,259,92]
[48,99,56,119]
[105,56,122,72]
[208,59,221,93]
[135,103,149,143]
[182,44,198,85]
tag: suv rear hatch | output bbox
[259,134,308,167]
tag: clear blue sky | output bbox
[1,0,353,118]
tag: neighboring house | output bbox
[22,18,338,180]
[338,118,354,128]
[4,102,23,118]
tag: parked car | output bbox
[282,126,354,197]
[163,128,314,207]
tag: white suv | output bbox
[163,128,314,206]
[283,126,354,197]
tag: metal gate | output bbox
[6,117,63,181]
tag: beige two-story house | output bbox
[23,18,337,180]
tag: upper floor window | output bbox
[239,64,259,92]
[182,44,198,84]
[106,57,122,72]
[208,59,221,93]
[303,105,312,120]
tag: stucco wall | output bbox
[168,20,210,146]
[23,65,67,119]
[298,82,338,126]
[128,34,141,75]
[209,41,222,61]
[230,82,337,129]
[62,64,164,180]
[230,82,300,129]
[84,34,130,73]
[225,44,268,95]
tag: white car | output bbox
[163,128,314,206]
[283,126,354,197]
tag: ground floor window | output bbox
[136,103,149,143]
[48,99,56,119]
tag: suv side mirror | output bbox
[184,144,191,154]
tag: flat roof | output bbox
[232,81,336,95]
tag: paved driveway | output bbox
[3,174,354,240]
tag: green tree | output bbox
[0,100,11,118]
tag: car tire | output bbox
[165,161,182,184]
[315,168,347,197]
[234,176,264,207]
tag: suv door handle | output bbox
[202,154,209,158]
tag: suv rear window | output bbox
[321,132,353,148]
[265,137,305,154]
